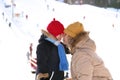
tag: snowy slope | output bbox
[0,0,120,80]
[0,3,35,80]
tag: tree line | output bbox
[57,0,120,8]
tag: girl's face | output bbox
[56,33,64,41]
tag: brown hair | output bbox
[68,31,89,53]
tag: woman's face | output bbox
[63,34,70,46]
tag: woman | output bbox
[63,22,113,80]
[36,18,69,80]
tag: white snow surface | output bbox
[0,0,120,80]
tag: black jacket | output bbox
[36,34,69,80]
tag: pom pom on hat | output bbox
[47,18,64,37]
[64,22,84,38]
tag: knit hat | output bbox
[64,22,84,38]
[47,18,64,37]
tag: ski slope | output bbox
[0,0,120,80]
[0,3,35,80]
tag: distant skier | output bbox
[2,12,4,19]
[29,43,33,57]
[8,22,11,27]
[25,14,28,19]
[26,43,33,61]
[28,43,37,73]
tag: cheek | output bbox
[63,36,68,44]
[56,35,62,41]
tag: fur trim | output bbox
[41,29,57,40]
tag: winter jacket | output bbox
[36,31,69,80]
[70,35,113,80]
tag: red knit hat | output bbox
[47,18,64,37]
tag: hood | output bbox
[75,35,96,52]
[38,33,47,43]
[41,29,57,40]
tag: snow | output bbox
[0,0,120,80]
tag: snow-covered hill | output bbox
[0,0,120,80]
